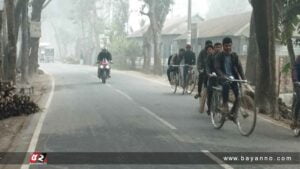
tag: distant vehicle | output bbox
[39,43,55,63]
[98,59,111,84]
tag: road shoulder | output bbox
[0,72,53,168]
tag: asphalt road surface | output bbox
[23,63,300,169]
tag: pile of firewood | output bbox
[242,84,293,120]
[0,82,40,120]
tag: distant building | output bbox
[128,12,300,69]
[128,15,204,68]
[175,12,300,57]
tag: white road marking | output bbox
[114,89,134,101]
[140,106,177,130]
[116,71,169,87]
[110,84,177,131]
[20,72,55,169]
[201,150,235,169]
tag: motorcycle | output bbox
[98,59,111,84]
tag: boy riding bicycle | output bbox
[214,37,246,121]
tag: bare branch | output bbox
[42,0,52,9]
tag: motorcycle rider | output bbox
[97,49,112,77]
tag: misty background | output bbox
[40,0,252,64]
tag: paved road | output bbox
[26,63,300,169]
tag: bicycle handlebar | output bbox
[171,65,196,67]
[226,79,248,83]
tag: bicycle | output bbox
[169,66,180,94]
[199,73,216,114]
[210,77,257,136]
[181,65,197,95]
[291,82,300,137]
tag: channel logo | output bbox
[29,152,48,164]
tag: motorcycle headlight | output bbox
[100,65,104,69]
[106,65,110,69]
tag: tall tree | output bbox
[245,13,259,84]
[20,0,30,83]
[141,0,173,75]
[3,0,17,83]
[0,8,3,81]
[274,0,300,73]
[252,0,278,117]
[28,0,47,76]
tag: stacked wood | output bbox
[0,81,40,120]
[242,84,293,120]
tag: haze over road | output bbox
[28,63,300,169]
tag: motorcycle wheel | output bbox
[101,71,107,84]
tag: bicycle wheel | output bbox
[169,72,177,94]
[236,95,257,136]
[187,72,197,94]
[174,73,179,94]
[210,89,225,129]
[199,88,207,113]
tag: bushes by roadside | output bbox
[0,82,40,120]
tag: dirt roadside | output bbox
[0,72,52,153]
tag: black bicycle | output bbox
[291,82,300,137]
[210,77,257,136]
[169,66,180,94]
[181,65,197,95]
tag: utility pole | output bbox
[187,0,192,45]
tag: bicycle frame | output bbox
[210,77,256,136]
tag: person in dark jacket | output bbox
[195,40,213,99]
[291,55,300,129]
[215,37,246,119]
[181,45,196,89]
[97,49,112,62]
[205,43,223,114]
[97,49,112,77]
[167,49,185,82]
[182,45,196,65]
[203,44,215,114]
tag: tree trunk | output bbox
[252,0,278,116]
[287,38,296,67]
[141,0,171,75]
[268,1,278,118]
[143,29,152,72]
[150,0,163,75]
[28,0,46,77]
[20,0,29,83]
[15,0,27,41]
[245,13,258,84]
[152,30,162,75]
[0,11,3,81]
[3,0,17,84]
